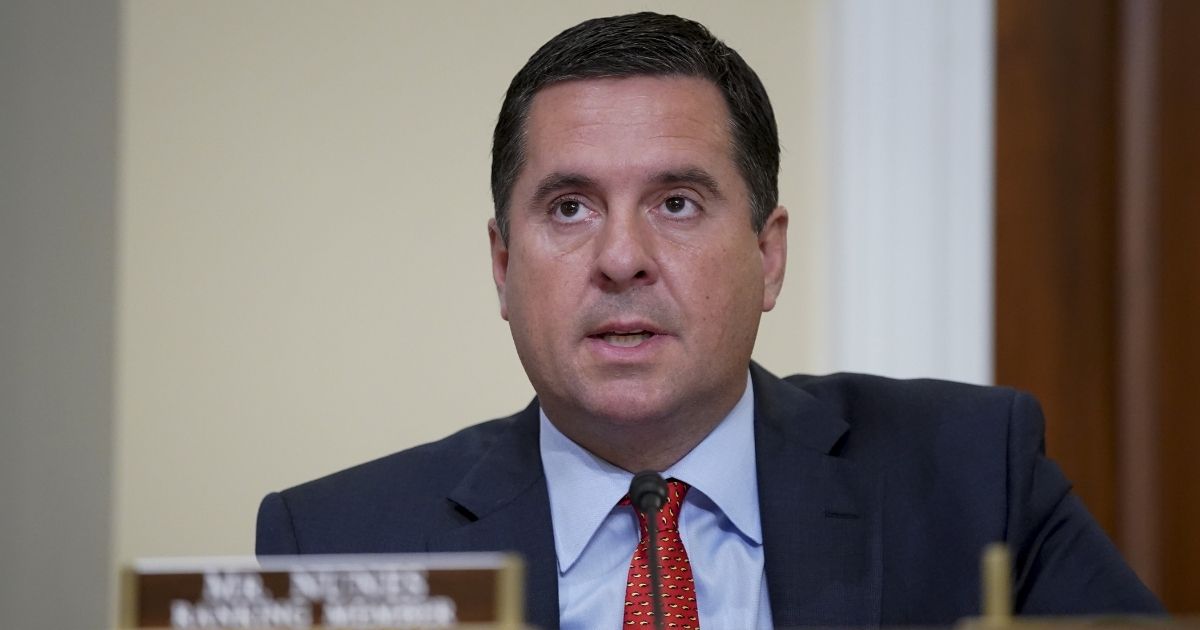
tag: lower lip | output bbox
[584,334,669,362]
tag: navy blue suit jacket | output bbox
[256,363,1162,628]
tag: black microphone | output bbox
[629,471,668,630]
[630,470,668,513]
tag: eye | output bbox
[551,197,591,223]
[658,195,700,218]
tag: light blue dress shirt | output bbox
[539,373,773,629]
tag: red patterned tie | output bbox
[621,479,699,629]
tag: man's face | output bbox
[489,75,787,439]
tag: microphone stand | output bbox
[630,471,668,630]
[645,508,665,630]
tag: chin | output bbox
[576,387,678,426]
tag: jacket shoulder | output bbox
[784,371,1019,418]
[785,371,1022,434]
[776,371,1036,474]
[288,413,519,495]
[261,411,527,554]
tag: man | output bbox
[257,12,1162,629]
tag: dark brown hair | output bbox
[490,12,780,241]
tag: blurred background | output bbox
[1,1,1194,627]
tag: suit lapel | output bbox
[424,402,560,630]
[752,363,882,627]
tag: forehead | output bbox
[520,75,740,189]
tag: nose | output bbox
[592,208,659,292]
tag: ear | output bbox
[759,206,788,312]
[488,218,511,321]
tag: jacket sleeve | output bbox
[1006,391,1164,614]
[256,491,301,556]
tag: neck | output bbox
[543,382,747,472]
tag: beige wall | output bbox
[0,2,827,626]
[112,0,827,618]
[115,0,828,571]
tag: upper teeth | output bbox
[602,331,652,347]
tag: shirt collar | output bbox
[663,372,761,545]
[539,372,761,574]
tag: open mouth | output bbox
[591,330,656,348]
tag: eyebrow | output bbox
[649,167,725,201]
[530,172,597,208]
[527,167,726,208]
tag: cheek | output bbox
[505,249,577,328]
[680,243,763,307]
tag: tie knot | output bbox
[621,478,689,533]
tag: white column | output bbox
[825,0,994,384]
